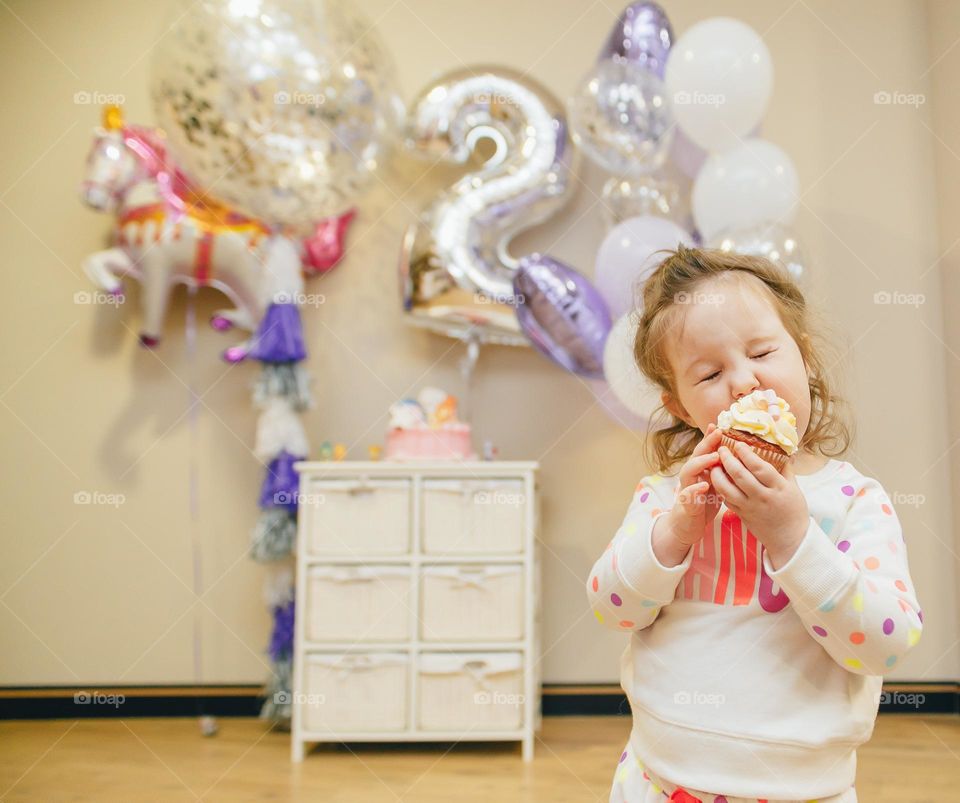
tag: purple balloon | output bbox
[598,2,674,78]
[514,254,612,379]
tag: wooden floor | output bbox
[1,714,958,801]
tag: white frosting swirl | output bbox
[716,388,799,455]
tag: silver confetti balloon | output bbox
[601,174,680,228]
[568,58,674,176]
[708,221,808,287]
[399,66,581,346]
[150,0,404,233]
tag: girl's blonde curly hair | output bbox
[633,244,855,475]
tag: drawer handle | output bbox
[451,569,491,588]
[347,486,376,496]
[327,567,406,582]
[463,660,492,689]
[331,572,377,582]
[333,655,401,673]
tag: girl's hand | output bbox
[710,440,810,568]
[667,423,724,548]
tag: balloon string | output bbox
[458,333,480,425]
[185,284,204,711]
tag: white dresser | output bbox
[290,460,541,761]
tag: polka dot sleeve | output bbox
[760,474,923,676]
[585,473,692,633]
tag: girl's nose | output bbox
[733,373,760,400]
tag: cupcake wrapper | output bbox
[720,433,789,473]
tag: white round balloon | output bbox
[603,313,663,419]
[665,17,773,153]
[692,139,798,242]
[595,215,694,320]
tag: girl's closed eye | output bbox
[697,349,778,384]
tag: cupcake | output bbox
[716,388,799,472]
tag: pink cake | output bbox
[385,423,476,460]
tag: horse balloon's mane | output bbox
[120,124,200,204]
[121,122,252,225]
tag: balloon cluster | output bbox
[398,2,808,431]
[582,6,807,427]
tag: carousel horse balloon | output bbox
[79,105,354,354]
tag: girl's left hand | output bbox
[710,441,810,570]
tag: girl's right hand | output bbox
[668,423,724,547]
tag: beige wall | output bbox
[929,0,960,684]
[1,0,956,687]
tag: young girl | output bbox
[586,245,924,803]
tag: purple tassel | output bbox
[258,450,303,511]
[268,598,295,662]
[250,303,306,363]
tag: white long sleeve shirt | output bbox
[586,458,924,800]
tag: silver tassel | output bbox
[251,508,297,562]
[259,655,292,729]
[253,364,313,411]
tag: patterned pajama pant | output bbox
[609,740,858,803]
